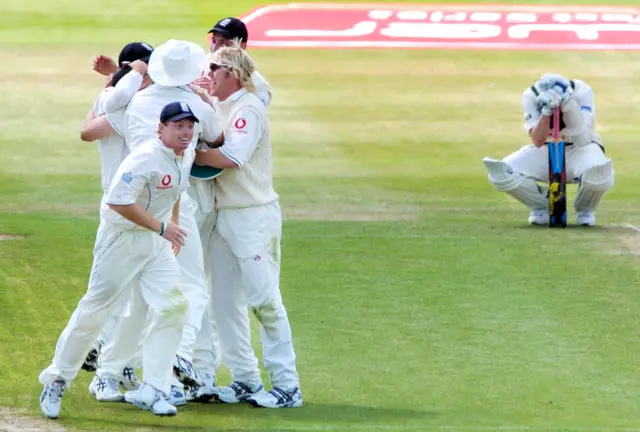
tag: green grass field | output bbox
[2,0,640,431]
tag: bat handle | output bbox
[552,106,560,141]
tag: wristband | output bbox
[159,222,165,236]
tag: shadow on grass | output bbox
[65,401,436,431]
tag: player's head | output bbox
[208,17,248,53]
[158,102,199,153]
[147,39,207,87]
[118,42,154,68]
[109,42,154,88]
[207,42,256,101]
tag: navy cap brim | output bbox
[209,26,230,37]
[164,113,199,123]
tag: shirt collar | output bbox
[223,88,247,104]
[155,137,181,159]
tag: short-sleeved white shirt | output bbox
[522,79,596,138]
[93,90,128,196]
[93,70,144,195]
[124,85,223,152]
[102,138,195,230]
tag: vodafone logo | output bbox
[157,174,173,190]
[235,118,247,129]
[241,3,640,50]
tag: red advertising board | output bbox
[240,3,640,50]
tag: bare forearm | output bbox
[107,203,162,233]
[530,115,551,148]
[195,148,238,169]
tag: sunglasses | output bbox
[209,63,225,72]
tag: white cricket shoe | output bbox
[576,211,595,226]
[216,381,263,404]
[247,386,303,408]
[119,366,140,391]
[95,377,124,402]
[528,209,548,225]
[88,375,99,396]
[40,380,65,419]
[167,385,186,406]
[173,355,201,387]
[126,383,177,416]
[187,371,217,402]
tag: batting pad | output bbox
[574,159,614,212]
[483,157,548,210]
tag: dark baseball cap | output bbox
[160,102,200,123]
[208,17,248,42]
[118,42,154,66]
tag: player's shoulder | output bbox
[93,87,114,115]
[570,79,592,93]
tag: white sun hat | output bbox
[148,39,207,87]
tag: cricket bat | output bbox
[548,106,567,228]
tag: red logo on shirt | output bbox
[235,118,246,129]
[157,174,173,190]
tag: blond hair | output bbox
[210,40,256,93]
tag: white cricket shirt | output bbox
[124,85,223,152]
[102,138,195,231]
[214,89,278,209]
[522,79,597,141]
[92,71,143,196]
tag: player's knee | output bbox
[482,157,525,192]
[251,301,286,328]
[158,288,189,323]
[580,160,614,192]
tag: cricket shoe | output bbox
[119,366,141,391]
[173,355,201,387]
[576,211,595,226]
[528,209,548,225]
[167,385,186,406]
[126,383,177,416]
[81,340,103,372]
[187,371,217,402]
[247,386,303,409]
[40,380,65,419]
[216,381,263,404]
[95,377,124,402]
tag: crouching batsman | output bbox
[39,102,200,418]
[483,73,614,226]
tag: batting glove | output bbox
[537,88,564,116]
[538,73,570,93]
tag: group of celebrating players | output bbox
[38,17,302,419]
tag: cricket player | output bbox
[79,43,155,401]
[194,44,302,408]
[111,39,225,405]
[39,100,200,418]
[187,17,275,403]
[80,53,156,402]
[482,73,614,226]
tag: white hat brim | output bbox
[148,39,207,87]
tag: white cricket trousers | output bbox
[97,204,211,379]
[210,200,300,390]
[191,202,221,374]
[504,142,607,183]
[39,222,187,395]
